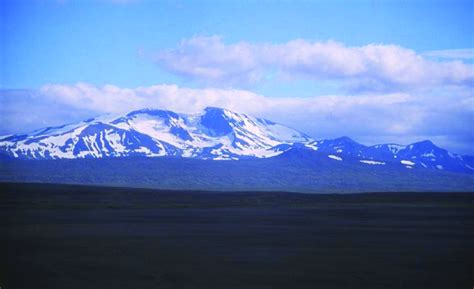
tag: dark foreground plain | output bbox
[1,183,473,289]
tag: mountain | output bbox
[311,137,474,173]
[1,107,473,174]
[0,107,310,160]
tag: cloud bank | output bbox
[151,36,474,91]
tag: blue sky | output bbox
[1,0,473,153]
[3,0,473,90]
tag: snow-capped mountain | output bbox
[1,107,473,174]
[0,107,311,160]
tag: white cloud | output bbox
[151,36,474,90]
[40,82,268,114]
[40,82,412,118]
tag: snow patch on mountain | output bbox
[328,155,342,161]
[360,160,385,165]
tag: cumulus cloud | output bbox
[8,82,463,154]
[151,36,474,90]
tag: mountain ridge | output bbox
[1,106,473,174]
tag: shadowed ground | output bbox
[1,183,473,289]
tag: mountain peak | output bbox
[200,107,233,136]
[334,136,356,143]
[204,106,226,112]
[411,140,436,147]
[407,140,444,153]
[126,108,179,119]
